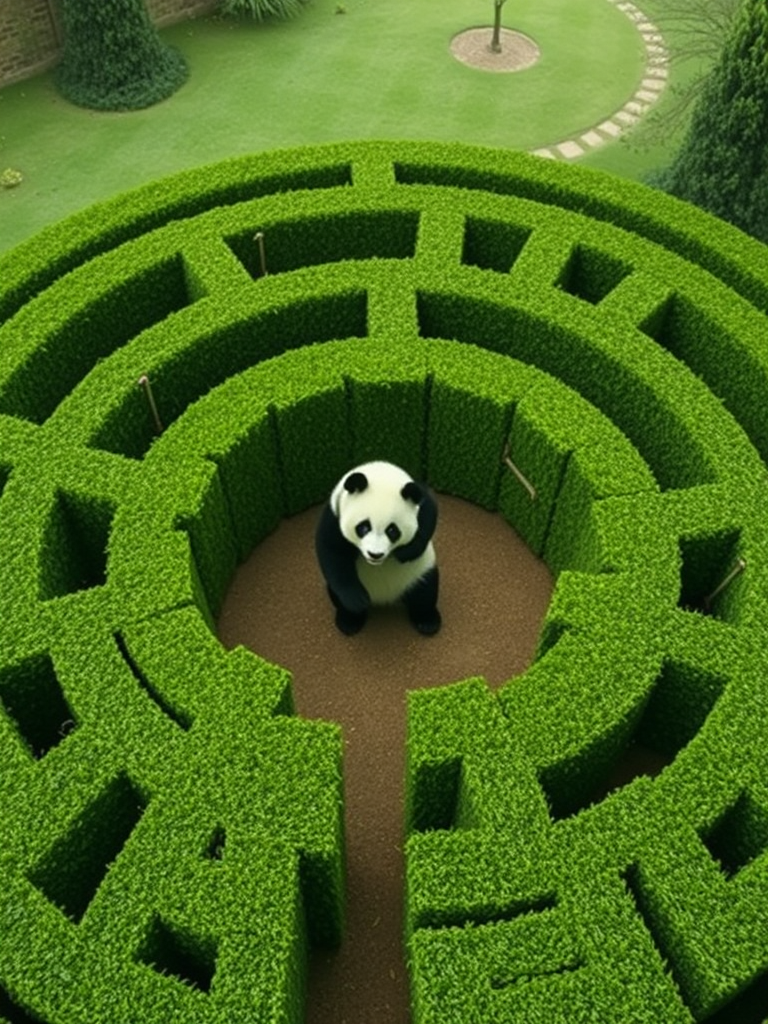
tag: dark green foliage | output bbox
[262,346,353,514]
[29,773,147,922]
[55,0,188,111]
[637,290,768,466]
[0,140,768,1023]
[38,489,115,599]
[344,343,428,476]
[461,217,533,274]
[555,243,633,304]
[136,916,218,992]
[635,658,727,757]
[652,0,768,244]
[426,342,536,509]
[0,653,75,760]
[219,0,310,21]
[86,287,367,460]
[0,157,354,324]
[226,209,420,277]
[544,438,657,576]
[0,610,342,1022]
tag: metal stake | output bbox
[502,443,537,501]
[704,557,746,610]
[138,374,164,435]
[254,231,267,276]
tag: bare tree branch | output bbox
[630,0,740,149]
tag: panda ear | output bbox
[344,471,368,494]
[401,481,423,505]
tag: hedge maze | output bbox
[1,139,768,1022]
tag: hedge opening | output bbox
[38,491,115,600]
[0,653,75,761]
[28,773,147,924]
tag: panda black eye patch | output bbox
[386,524,401,543]
[355,520,371,538]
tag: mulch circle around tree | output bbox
[217,494,554,1024]
[450,27,541,73]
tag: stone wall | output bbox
[0,0,60,85]
[0,0,218,87]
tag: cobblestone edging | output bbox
[532,0,668,160]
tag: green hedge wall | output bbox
[1,140,768,1023]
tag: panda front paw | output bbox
[410,607,442,636]
[335,606,368,636]
[343,588,370,616]
[327,584,369,634]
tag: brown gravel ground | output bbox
[217,495,554,1024]
[449,27,541,73]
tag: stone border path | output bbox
[532,0,669,160]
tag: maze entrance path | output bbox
[217,497,554,1024]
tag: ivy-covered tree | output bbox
[55,0,188,111]
[652,0,768,243]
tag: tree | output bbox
[635,0,740,144]
[55,0,188,111]
[652,0,768,244]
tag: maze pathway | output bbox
[1,140,768,1023]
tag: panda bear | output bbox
[315,460,441,636]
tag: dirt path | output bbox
[217,495,553,1023]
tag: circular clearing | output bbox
[450,27,541,73]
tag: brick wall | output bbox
[0,0,218,87]
[147,0,219,26]
[0,0,61,85]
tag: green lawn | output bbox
[0,0,700,254]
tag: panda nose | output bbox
[368,551,385,562]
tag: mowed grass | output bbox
[0,0,671,253]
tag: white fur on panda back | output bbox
[357,542,436,605]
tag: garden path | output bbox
[218,495,554,1024]
[450,0,669,161]
[534,0,669,160]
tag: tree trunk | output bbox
[491,0,504,53]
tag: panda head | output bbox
[331,461,423,565]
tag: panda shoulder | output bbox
[316,501,346,551]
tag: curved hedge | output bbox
[1,140,768,1023]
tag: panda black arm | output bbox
[393,486,437,563]
[315,503,370,613]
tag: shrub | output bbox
[219,0,311,21]
[55,0,188,111]
[651,0,768,245]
